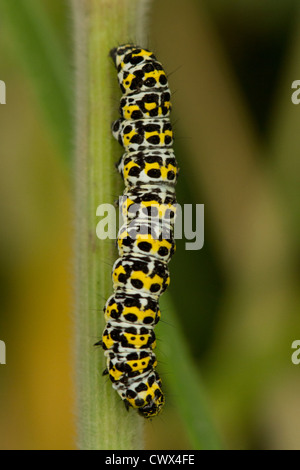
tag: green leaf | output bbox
[269,7,300,240]
[0,0,72,161]
[158,293,222,450]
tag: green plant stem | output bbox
[72,0,152,450]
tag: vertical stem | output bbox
[72,0,151,450]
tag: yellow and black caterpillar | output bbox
[100,45,178,418]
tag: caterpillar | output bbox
[100,44,178,418]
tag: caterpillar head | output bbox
[110,44,155,69]
[110,45,168,96]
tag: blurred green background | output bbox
[1,0,300,449]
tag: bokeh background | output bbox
[1,0,300,449]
